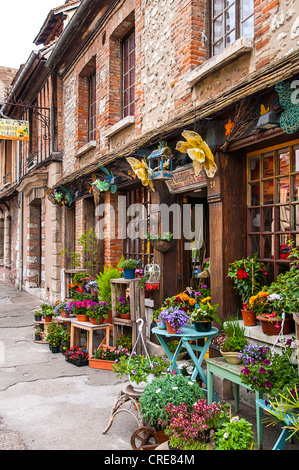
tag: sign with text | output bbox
[0,119,29,141]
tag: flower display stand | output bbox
[110,278,145,355]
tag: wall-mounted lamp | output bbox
[255,111,281,130]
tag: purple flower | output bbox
[259,367,266,374]
[265,381,272,389]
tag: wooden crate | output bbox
[111,278,146,355]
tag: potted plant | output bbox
[139,374,205,429]
[45,322,64,353]
[240,338,298,398]
[69,299,97,322]
[87,301,108,324]
[214,415,256,450]
[112,351,169,392]
[54,300,73,318]
[115,334,132,352]
[160,399,229,450]
[85,279,98,296]
[34,327,42,341]
[190,296,220,332]
[116,296,131,319]
[147,231,173,253]
[158,306,190,334]
[89,346,130,370]
[249,291,294,335]
[34,310,42,322]
[227,255,268,326]
[41,303,55,322]
[218,318,248,364]
[64,347,89,366]
[119,258,140,279]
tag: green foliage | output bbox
[214,416,256,450]
[60,228,98,273]
[119,258,140,270]
[227,255,267,304]
[115,335,132,352]
[112,353,169,384]
[169,436,209,450]
[221,318,248,352]
[96,265,122,307]
[45,322,70,346]
[139,374,205,427]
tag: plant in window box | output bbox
[190,297,220,332]
[119,258,140,279]
[147,231,173,253]
[89,346,130,370]
[227,255,268,326]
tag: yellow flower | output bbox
[176,130,217,178]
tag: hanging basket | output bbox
[150,239,173,252]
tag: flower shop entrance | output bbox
[177,190,209,293]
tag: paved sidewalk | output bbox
[0,283,135,450]
[0,283,298,451]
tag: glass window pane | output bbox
[263,234,274,259]
[213,39,224,55]
[226,30,235,46]
[292,204,299,231]
[250,208,260,232]
[213,14,223,42]
[242,16,254,37]
[263,206,274,232]
[292,174,299,201]
[263,180,274,205]
[279,234,291,259]
[249,182,260,206]
[278,205,290,232]
[278,149,290,176]
[277,177,289,203]
[293,147,299,172]
[278,262,290,275]
[250,234,260,257]
[249,156,260,180]
[263,153,274,178]
[242,0,254,19]
[225,4,236,33]
[263,262,274,283]
[213,0,223,17]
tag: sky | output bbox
[0,0,66,69]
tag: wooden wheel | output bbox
[131,426,158,450]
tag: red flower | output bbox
[236,269,248,280]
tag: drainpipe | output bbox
[17,141,23,291]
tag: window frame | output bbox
[247,140,299,281]
[122,30,135,119]
[210,0,254,57]
[88,70,97,142]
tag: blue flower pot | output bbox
[157,321,166,329]
[123,269,135,279]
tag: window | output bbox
[247,142,299,281]
[122,31,135,118]
[88,71,96,141]
[211,0,254,56]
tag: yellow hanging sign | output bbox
[0,119,29,141]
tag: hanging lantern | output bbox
[147,143,173,181]
[144,260,160,290]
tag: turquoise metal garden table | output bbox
[152,325,218,385]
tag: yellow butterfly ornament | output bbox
[175,131,217,178]
[126,157,155,191]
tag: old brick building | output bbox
[0,0,299,323]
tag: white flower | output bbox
[156,388,161,394]
[172,386,178,390]
[231,416,240,422]
[268,293,282,301]
[188,381,194,386]
[223,432,228,439]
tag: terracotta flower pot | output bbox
[119,313,130,319]
[241,309,257,327]
[76,314,89,322]
[166,322,179,335]
[256,314,294,335]
[89,317,104,325]
[44,315,52,323]
[61,310,69,318]
[89,357,114,370]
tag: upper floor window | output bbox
[88,71,96,141]
[122,31,135,118]
[211,0,254,56]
